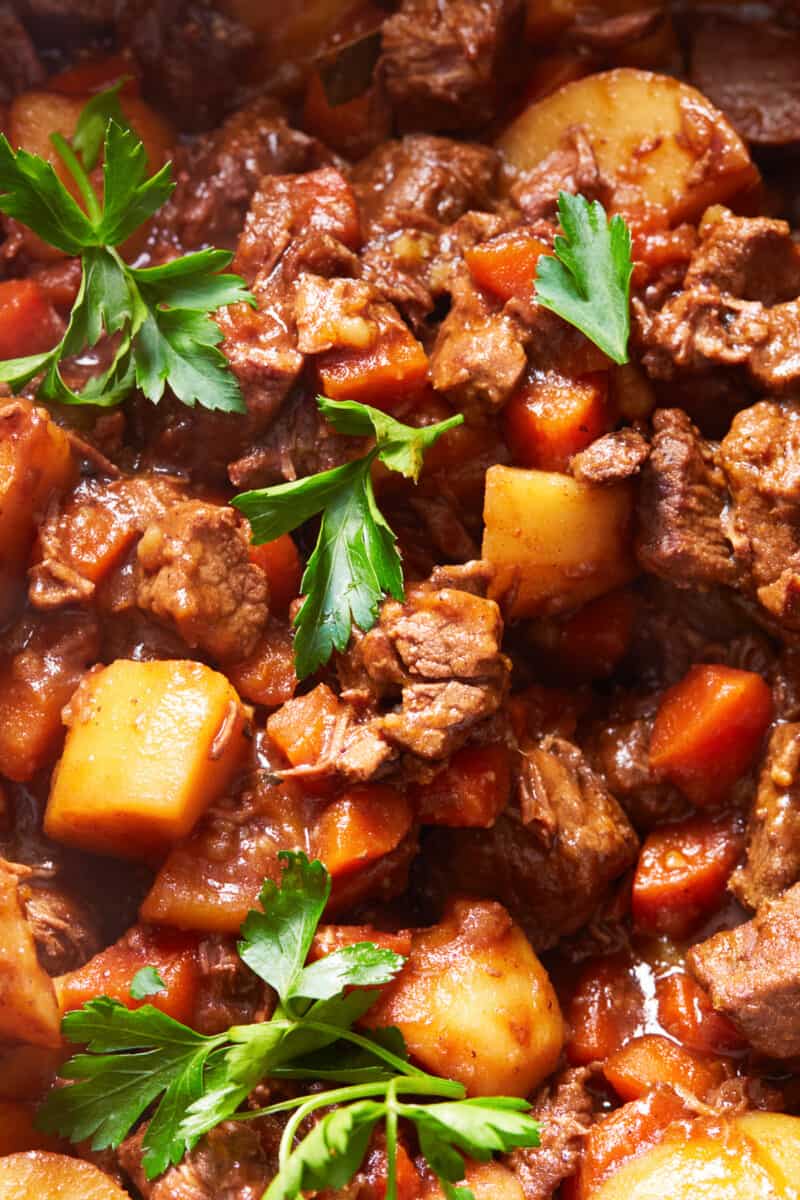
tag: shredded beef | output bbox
[691,19,800,148]
[688,882,800,1058]
[570,428,649,485]
[119,1120,274,1200]
[636,408,738,589]
[638,215,800,391]
[116,0,254,130]
[510,128,608,222]
[423,736,638,949]
[19,878,100,975]
[506,1067,594,1198]
[379,0,523,133]
[192,935,269,1035]
[136,501,269,663]
[153,98,327,253]
[731,724,800,911]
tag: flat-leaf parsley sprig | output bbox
[232,396,464,678]
[534,190,633,364]
[0,83,254,411]
[37,852,540,1200]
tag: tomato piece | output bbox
[228,619,297,709]
[465,231,549,303]
[312,784,414,877]
[503,369,610,472]
[649,664,773,806]
[570,1089,693,1199]
[247,532,303,616]
[656,972,747,1055]
[267,683,343,767]
[0,280,62,359]
[413,743,512,827]
[632,814,744,939]
[566,953,645,1066]
[603,1033,730,1103]
[56,926,201,1024]
[317,310,429,411]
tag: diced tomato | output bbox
[649,664,773,806]
[309,924,413,962]
[312,784,414,877]
[49,54,140,96]
[413,743,512,828]
[228,619,297,709]
[566,953,645,1066]
[267,683,343,767]
[0,280,62,359]
[56,926,201,1025]
[465,231,549,304]
[503,369,610,472]
[632,814,744,939]
[317,310,429,411]
[530,589,636,681]
[247,532,303,616]
[569,1089,693,1199]
[656,971,746,1055]
[603,1033,730,1103]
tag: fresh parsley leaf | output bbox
[72,79,133,171]
[295,942,404,1001]
[534,191,633,364]
[265,1101,385,1200]
[0,88,251,412]
[130,966,167,1000]
[36,998,226,1177]
[232,397,462,677]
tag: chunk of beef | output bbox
[691,19,800,148]
[136,501,269,663]
[0,4,44,101]
[423,737,639,949]
[117,0,254,131]
[351,135,499,235]
[636,408,738,588]
[379,0,523,132]
[29,475,184,611]
[510,128,608,222]
[119,1120,274,1200]
[688,881,800,1058]
[431,272,527,412]
[638,216,800,391]
[570,428,649,485]
[731,723,800,910]
[506,1067,593,1198]
[192,935,269,1035]
[153,98,327,253]
[19,878,100,975]
[567,5,664,51]
[15,0,113,34]
[0,858,60,1047]
[718,399,800,631]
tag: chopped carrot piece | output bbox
[530,589,636,681]
[309,925,413,962]
[503,369,610,471]
[318,309,429,411]
[49,54,140,96]
[413,743,512,827]
[248,532,303,616]
[0,280,62,359]
[656,972,746,1055]
[228,619,297,709]
[267,683,343,767]
[649,664,773,806]
[465,231,549,303]
[603,1033,730,1103]
[0,1100,64,1155]
[566,953,645,1066]
[313,784,414,877]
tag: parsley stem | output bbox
[384,1079,399,1200]
[298,1020,431,1080]
[50,131,102,226]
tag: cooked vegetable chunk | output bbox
[482,465,635,617]
[0,1152,129,1199]
[0,861,60,1048]
[364,898,564,1096]
[45,660,248,860]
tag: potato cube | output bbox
[482,465,635,618]
[0,861,61,1048]
[45,660,247,860]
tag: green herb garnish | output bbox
[0,85,253,410]
[535,191,633,364]
[232,397,463,678]
[37,853,539,1200]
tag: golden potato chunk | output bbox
[45,660,248,860]
[0,1152,129,1200]
[482,465,635,618]
[497,68,758,225]
[0,861,60,1049]
[363,899,564,1097]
